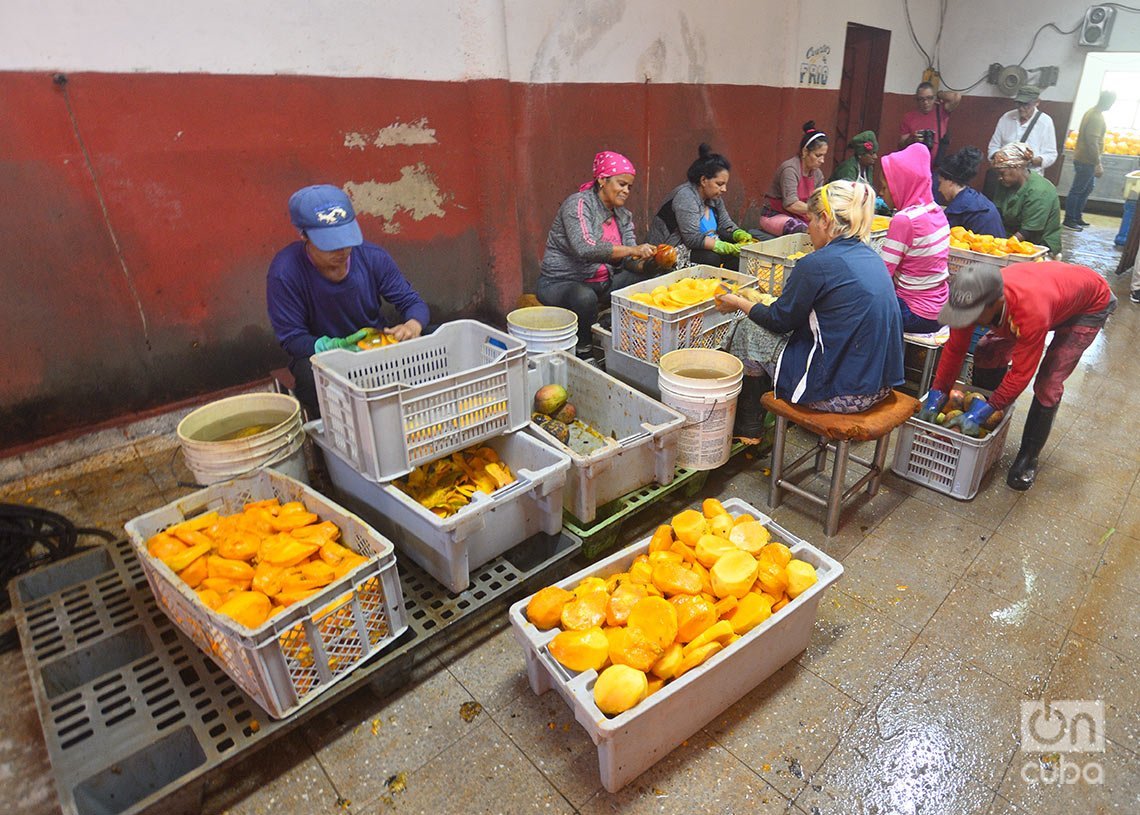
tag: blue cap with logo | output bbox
[288,184,364,251]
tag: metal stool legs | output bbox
[767,423,896,537]
[824,439,850,537]
[768,415,789,511]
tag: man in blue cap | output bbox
[267,184,430,416]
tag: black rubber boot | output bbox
[971,366,1007,392]
[733,374,769,441]
[1006,398,1058,491]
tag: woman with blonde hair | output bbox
[716,180,904,427]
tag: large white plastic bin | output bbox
[946,243,1048,276]
[123,470,407,719]
[509,497,843,792]
[609,265,758,364]
[592,324,662,399]
[525,352,685,523]
[309,421,571,593]
[312,320,529,482]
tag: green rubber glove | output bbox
[314,328,370,353]
[713,239,741,257]
[732,229,752,243]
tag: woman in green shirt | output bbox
[829,130,878,186]
[991,142,1062,256]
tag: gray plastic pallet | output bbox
[12,532,581,815]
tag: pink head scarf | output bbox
[579,150,636,192]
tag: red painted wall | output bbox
[18,71,1057,450]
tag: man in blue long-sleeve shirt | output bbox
[267,184,430,416]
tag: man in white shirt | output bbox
[987,86,1057,174]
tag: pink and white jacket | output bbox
[879,143,949,321]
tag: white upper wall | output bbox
[936,0,1140,102]
[3,0,1136,106]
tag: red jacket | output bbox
[933,262,1113,410]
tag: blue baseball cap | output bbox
[288,184,364,251]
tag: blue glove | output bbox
[875,196,889,214]
[314,328,370,353]
[945,399,994,437]
[732,229,752,243]
[917,389,946,423]
[713,239,741,257]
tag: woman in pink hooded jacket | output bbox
[879,143,950,333]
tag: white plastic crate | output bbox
[312,320,529,482]
[739,233,813,296]
[890,383,1014,500]
[309,421,571,593]
[946,243,1048,276]
[592,324,662,399]
[609,265,758,364]
[123,470,407,719]
[525,352,685,523]
[509,497,842,792]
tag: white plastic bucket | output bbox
[176,393,309,485]
[508,306,578,354]
[657,349,743,470]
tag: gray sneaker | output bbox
[1131,291,1140,304]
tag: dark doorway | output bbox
[834,23,891,170]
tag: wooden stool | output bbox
[761,390,919,536]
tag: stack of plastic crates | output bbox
[608,265,758,365]
[309,320,571,593]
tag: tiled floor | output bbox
[2,216,1138,814]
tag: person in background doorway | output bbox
[879,143,950,334]
[1064,90,1117,231]
[830,130,878,186]
[648,143,753,270]
[267,184,430,418]
[758,122,828,236]
[937,146,1005,237]
[898,82,961,168]
[987,86,1058,175]
[918,261,1115,490]
[990,143,1062,256]
[715,180,903,435]
[537,151,661,356]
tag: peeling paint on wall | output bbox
[345,164,447,234]
[342,117,438,150]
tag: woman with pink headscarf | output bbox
[538,150,659,355]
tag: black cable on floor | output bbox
[0,503,116,654]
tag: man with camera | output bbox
[898,81,961,168]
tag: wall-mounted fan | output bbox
[987,64,1060,97]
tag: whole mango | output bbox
[552,402,577,424]
[533,384,569,416]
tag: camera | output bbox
[916,129,936,149]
